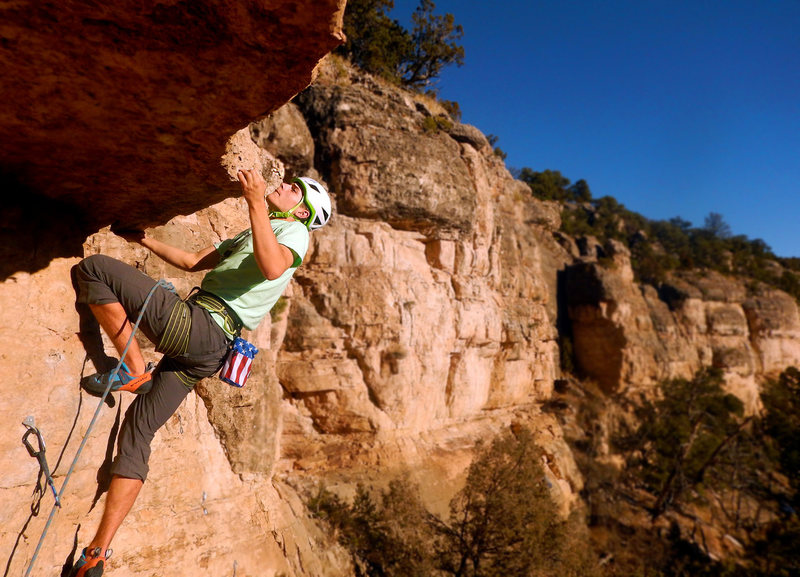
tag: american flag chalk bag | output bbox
[219,337,259,387]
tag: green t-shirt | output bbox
[201,219,309,333]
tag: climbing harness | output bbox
[186,288,256,388]
[21,416,61,507]
[23,278,174,577]
[156,300,191,357]
[187,288,243,336]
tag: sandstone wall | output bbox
[3,19,799,575]
[0,64,581,576]
[565,239,800,411]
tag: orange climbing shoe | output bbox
[70,547,112,577]
[81,362,155,395]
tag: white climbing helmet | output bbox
[293,177,332,230]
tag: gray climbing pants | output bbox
[75,254,230,481]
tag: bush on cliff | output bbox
[310,478,436,577]
[432,427,571,577]
[564,366,800,576]
[731,367,800,576]
[615,367,747,519]
[760,366,800,499]
[309,427,598,577]
[519,168,800,300]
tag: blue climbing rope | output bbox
[24,278,174,577]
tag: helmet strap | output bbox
[269,198,307,223]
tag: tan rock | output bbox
[296,80,479,235]
[5,26,800,575]
[250,102,316,176]
[567,259,800,411]
[220,127,285,188]
[743,288,800,375]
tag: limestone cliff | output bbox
[2,9,800,577]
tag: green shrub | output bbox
[309,479,437,577]
[760,367,800,500]
[269,296,288,321]
[520,168,798,302]
[309,427,599,576]
[616,368,746,518]
[422,115,453,133]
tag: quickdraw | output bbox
[21,416,60,507]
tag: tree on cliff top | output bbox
[703,212,733,239]
[401,0,464,88]
[339,0,464,89]
[518,168,593,203]
[338,0,411,81]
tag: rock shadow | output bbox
[0,169,91,281]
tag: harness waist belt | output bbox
[187,289,243,336]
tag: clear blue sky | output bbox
[389,1,800,258]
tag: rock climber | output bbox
[69,168,332,577]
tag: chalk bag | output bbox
[219,337,259,388]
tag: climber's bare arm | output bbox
[238,168,294,280]
[115,229,220,272]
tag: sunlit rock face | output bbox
[0,33,581,576]
[279,69,567,440]
[2,9,800,574]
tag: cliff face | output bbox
[564,239,800,410]
[0,56,579,575]
[2,16,800,577]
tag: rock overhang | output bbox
[0,0,346,277]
